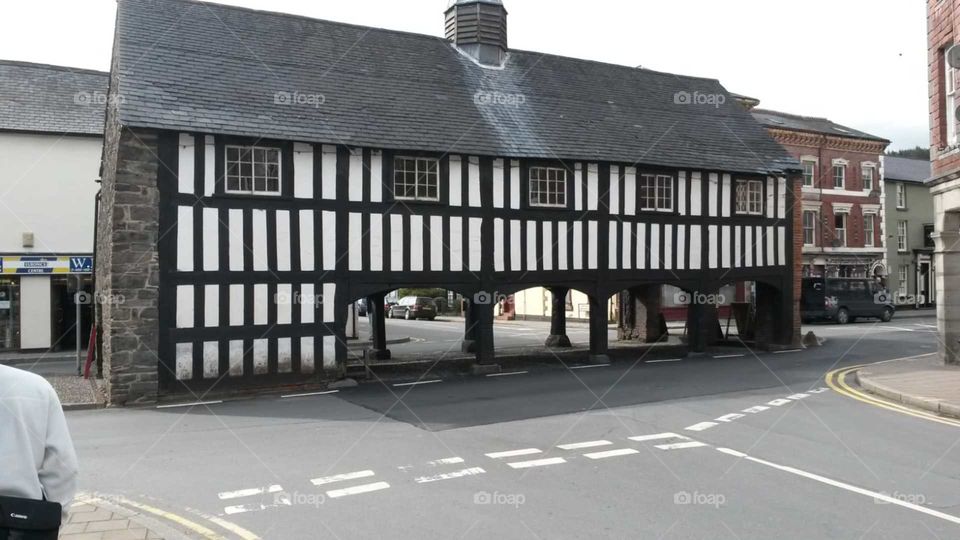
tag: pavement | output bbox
[59,312,960,539]
[856,353,960,419]
[62,493,202,540]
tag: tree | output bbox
[886,147,930,160]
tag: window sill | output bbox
[392,198,443,206]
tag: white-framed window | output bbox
[861,165,875,191]
[833,164,845,189]
[897,220,908,252]
[735,179,763,215]
[834,214,847,247]
[896,183,907,209]
[802,160,816,187]
[803,210,816,246]
[638,174,673,212]
[947,48,959,146]
[225,145,281,194]
[863,214,874,247]
[899,265,909,296]
[394,157,439,201]
[528,166,568,208]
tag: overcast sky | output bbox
[2,0,928,151]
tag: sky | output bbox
[1,0,929,151]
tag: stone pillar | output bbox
[588,294,610,364]
[474,300,496,365]
[933,226,960,365]
[617,286,664,343]
[461,300,478,353]
[754,282,787,349]
[686,299,720,353]
[365,293,390,361]
[545,287,572,348]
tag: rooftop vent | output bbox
[445,0,508,67]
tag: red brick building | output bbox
[751,110,890,279]
[928,0,960,364]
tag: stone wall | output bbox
[96,67,162,404]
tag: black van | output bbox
[801,277,895,324]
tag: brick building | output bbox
[751,109,890,279]
[927,0,960,364]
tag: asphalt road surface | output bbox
[63,313,960,539]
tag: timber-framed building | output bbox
[97,0,801,403]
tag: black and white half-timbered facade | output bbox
[96,0,801,404]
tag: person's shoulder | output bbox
[0,364,57,398]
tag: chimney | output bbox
[445,0,508,67]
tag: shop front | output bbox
[0,255,93,352]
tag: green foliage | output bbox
[397,288,447,299]
[886,147,930,160]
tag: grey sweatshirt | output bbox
[0,364,79,521]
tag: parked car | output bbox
[356,298,368,317]
[388,296,437,320]
[801,277,895,324]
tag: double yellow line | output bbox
[76,493,260,540]
[826,359,960,428]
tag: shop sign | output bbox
[0,256,94,275]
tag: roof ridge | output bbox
[0,59,108,77]
[753,108,830,122]
[129,0,720,85]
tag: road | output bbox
[373,316,614,356]
[63,313,960,539]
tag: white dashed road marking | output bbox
[487,371,528,377]
[583,448,640,460]
[787,393,809,400]
[224,500,290,515]
[646,358,683,364]
[281,390,339,398]
[773,349,802,354]
[486,448,542,459]
[326,482,391,499]
[507,457,566,469]
[414,467,486,484]
[426,457,465,466]
[219,484,291,515]
[393,380,442,387]
[713,354,745,359]
[715,413,745,423]
[569,364,610,370]
[715,447,960,526]
[742,406,769,413]
[808,387,830,394]
[557,440,613,450]
[655,441,709,451]
[218,485,284,500]
[685,422,719,432]
[767,398,792,406]
[628,433,689,442]
[156,400,222,409]
[311,470,376,486]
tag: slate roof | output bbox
[0,60,109,136]
[112,0,797,175]
[883,156,931,184]
[752,109,889,144]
